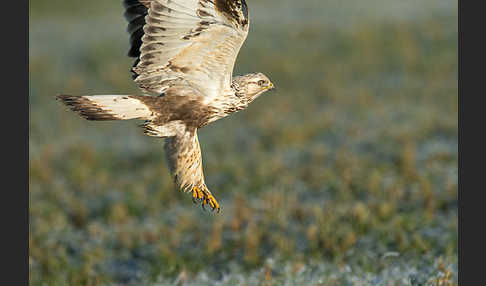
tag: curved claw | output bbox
[191,186,220,213]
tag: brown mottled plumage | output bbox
[56,0,274,212]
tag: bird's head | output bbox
[232,73,275,104]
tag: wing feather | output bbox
[124,1,150,58]
[122,0,250,97]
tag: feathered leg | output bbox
[164,127,220,212]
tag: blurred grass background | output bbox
[29,0,458,285]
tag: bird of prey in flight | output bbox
[57,0,275,212]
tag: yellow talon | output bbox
[192,186,220,212]
[205,193,220,212]
[192,186,204,202]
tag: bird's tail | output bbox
[56,94,154,121]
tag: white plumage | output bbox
[79,95,154,120]
[57,0,275,212]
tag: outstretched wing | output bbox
[123,0,250,99]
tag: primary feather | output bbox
[57,0,274,212]
[125,0,250,98]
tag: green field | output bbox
[29,0,458,285]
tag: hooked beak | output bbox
[266,82,275,91]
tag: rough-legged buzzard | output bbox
[57,0,275,212]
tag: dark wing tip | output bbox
[215,0,249,27]
[123,0,149,66]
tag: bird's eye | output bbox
[257,80,266,86]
